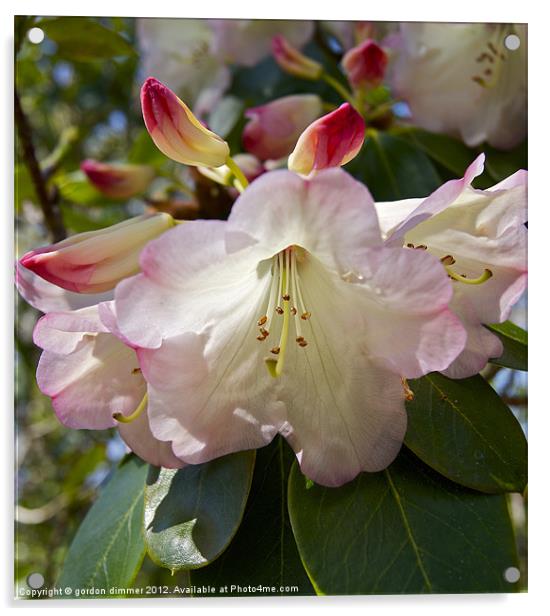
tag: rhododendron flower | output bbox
[81,159,155,199]
[243,95,323,161]
[375,154,527,378]
[288,103,365,176]
[114,169,466,487]
[342,39,388,90]
[272,35,323,80]
[19,213,175,294]
[33,302,185,469]
[137,18,231,118]
[141,77,230,167]
[210,19,314,67]
[389,23,527,149]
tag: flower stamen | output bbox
[446,266,493,285]
[113,392,148,424]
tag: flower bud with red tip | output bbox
[19,213,176,294]
[272,35,323,80]
[288,103,365,176]
[81,160,155,199]
[342,39,388,89]
[243,94,323,161]
[141,77,230,167]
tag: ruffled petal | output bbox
[226,168,383,273]
[34,306,146,429]
[118,410,186,469]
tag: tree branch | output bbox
[14,88,66,242]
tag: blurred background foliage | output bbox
[14,15,527,594]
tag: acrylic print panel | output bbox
[14,16,527,599]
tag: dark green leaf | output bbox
[405,373,527,493]
[487,321,527,371]
[40,17,136,61]
[289,449,520,594]
[192,438,315,596]
[484,142,527,184]
[144,451,255,572]
[347,130,442,201]
[57,455,148,594]
[393,127,476,178]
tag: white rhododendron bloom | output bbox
[375,154,527,378]
[390,23,527,149]
[33,302,185,469]
[113,169,466,486]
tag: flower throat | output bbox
[256,247,311,378]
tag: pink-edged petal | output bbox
[34,305,146,429]
[115,221,263,349]
[441,293,504,379]
[274,256,407,486]
[385,154,485,245]
[138,328,283,463]
[118,410,186,469]
[226,168,383,272]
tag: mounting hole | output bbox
[504,34,521,51]
[27,27,45,44]
[504,566,520,583]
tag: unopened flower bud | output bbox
[288,103,365,176]
[342,39,388,89]
[272,35,323,80]
[19,213,176,294]
[141,77,230,167]
[81,160,155,199]
[243,94,323,161]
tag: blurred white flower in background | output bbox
[137,18,314,117]
[389,23,527,150]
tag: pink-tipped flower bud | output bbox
[342,39,388,89]
[19,213,176,294]
[81,160,155,199]
[288,103,365,176]
[243,94,323,161]
[141,77,230,168]
[272,35,323,80]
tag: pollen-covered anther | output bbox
[282,293,290,301]
[415,244,428,250]
[270,346,280,355]
[440,254,456,266]
[257,315,268,326]
[300,311,311,320]
[291,307,297,315]
[401,377,414,401]
[259,327,269,337]
[276,306,284,315]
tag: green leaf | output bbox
[144,451,255,572]
[487,321,527,371]
[288,449,520,594]
[393,127,476,178]
[484,142,527,184]
[192,438,315,596]
[40,17,136,61]
[57,455,148,594]
[15,164,34,212]
[347,130,442,201]
[405,373,527,493]
[127,129,167,166]
[56,170,104,205]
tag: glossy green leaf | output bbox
[289,449,520,594]
[405,373,527,493]
[487,321,527,371]
[144,451,255,572]
[40,17,136,61]
[393,127,475,178]
[192,438,315,596]
[57,455,148,594]
[347,130,442,201]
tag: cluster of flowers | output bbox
[17,28,527,488]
